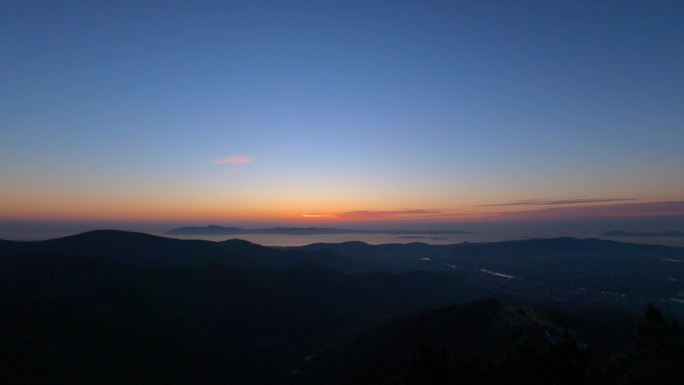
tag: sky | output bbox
[2,1,684,237]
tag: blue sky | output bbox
[1,1,683,233]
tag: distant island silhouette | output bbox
[165,225,472,236]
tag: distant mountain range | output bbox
[0,229,362,271]
[600,230,684,238]
[164,225,472,236]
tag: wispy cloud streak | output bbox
[489,201,684,220]
[476,198,634,207]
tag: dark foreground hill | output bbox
[0,252,489,384]
[291,300,684,385]
[291,299,570,384]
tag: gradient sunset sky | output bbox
[2,1,683,234]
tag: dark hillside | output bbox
[285,241,455,271]
[4,232,684,383]
[0,230,362,270]
[0,252,490,384]
[291,300,681,385]
[289,299,592,384]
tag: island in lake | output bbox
[165,225,472,236]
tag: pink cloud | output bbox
[338,210,442,218]
[213,155,253,165]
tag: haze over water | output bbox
[4,219,684,248]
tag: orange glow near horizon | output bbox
[3,190,684,226]
[1,200,488,224]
